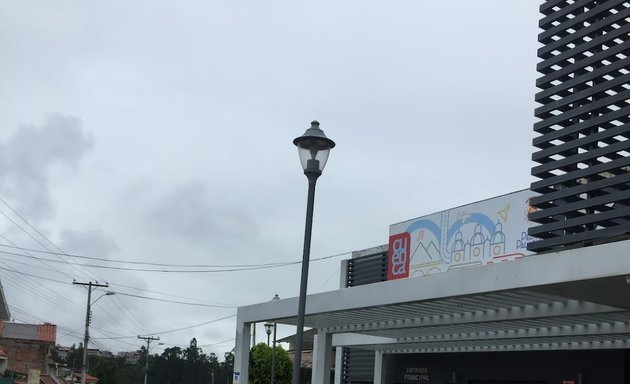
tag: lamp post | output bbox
[270,294,280,384]
[292,121,335,384]
[73,281,113,384]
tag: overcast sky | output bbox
[0,1,542,358]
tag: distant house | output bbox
[116,350,141,364]
[56,346,71,362]
[0,322,56,375]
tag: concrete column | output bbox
[233,312,251,384]
[339,260,349,288]
[311,334,319,384]
[312,330,332,384]
[333,347,343,384]
[373,351,383,384]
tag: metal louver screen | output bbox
[342,251,388,384]
[528,0,630,252]
[342,348,376,384]
[346,252,388,288]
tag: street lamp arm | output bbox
[92,291,115,305]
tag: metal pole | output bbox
[144,339,149,384]
[271,323,277,384]
[73,281,108,384]
[292,171,319,384]
[267,333,270,347]
[138,335,160,384]
[81,283,92,384]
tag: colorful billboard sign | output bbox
[387,189,538,280]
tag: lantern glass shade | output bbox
[293,121,335,172]
[264,322,274,336]
[297,144,331,172]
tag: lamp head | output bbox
[264,322,274,335]
[293,121,335,176]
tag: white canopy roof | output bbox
[234,240,630,384]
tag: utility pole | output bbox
[74,281,109,384]
[138,335,160,384]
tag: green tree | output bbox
[153,346,184,384]
[90,356,123,384]
[220,352,234,384]
[248,343,292,384]
[63,343,81,372]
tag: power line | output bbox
[109,281,233,308]
[0,267,234,308]
[0,197,145,338]
[0,196,102,282]
[0,243,351,268]
[92,314,237,340]
[0,248,349,273]
[112,292,235,308]
[0,232,75,280]
[0,211,92,280]
[111,295,152,336]
[0,264,85,316]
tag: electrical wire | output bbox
[109,281,233,308]
[0,243,352,268]
[0,197,102,282]
[112,295,152,336]
[92,313,236,340]
[0,266,234,308]
[112,292,235,308]
[0,198,144,334]
[0,248,348,273]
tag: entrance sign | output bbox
[388,190,537,280]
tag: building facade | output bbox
[0,322,57,376]
[234,1,630,383]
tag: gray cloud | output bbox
[59,229,120,260]
[147,181,258,246]
[0,114,93,222]
[58,229,152,334]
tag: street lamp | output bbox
[264,322,273,346]
[93,291,116,304]
[270,294,280,384]
[292,121,335,384]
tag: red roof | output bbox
[40,376,56,384]
[37,323,56,342]
[73,372,99,383]
[0,321,57,342]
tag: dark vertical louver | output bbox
[528,0,630,252]
[342,250,388,384]
[346,252,388,288]
[342,349,377,384]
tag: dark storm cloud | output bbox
[0,114,93,222]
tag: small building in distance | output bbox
[117,350,141,364]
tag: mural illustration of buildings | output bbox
[387,189,536,279]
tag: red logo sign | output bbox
[388,232,411,280]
